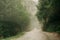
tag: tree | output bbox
[0,0,29,38]
[37,0,60,33]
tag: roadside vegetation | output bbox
[36,0,60,33]
[0,0,30,39]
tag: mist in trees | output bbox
[0,0,30,38]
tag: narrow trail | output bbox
[16,28,49,40]
[11,0,60,40]
[14,0,49,40]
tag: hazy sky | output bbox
[33,0,38,3]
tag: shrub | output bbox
[0,0,29,38]
[37,0,60,33]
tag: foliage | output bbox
[0,0,29,38]
[37,0,60,33]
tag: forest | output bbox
[0,0,30,39]
[0,0,60,40]
[37,0,60,33]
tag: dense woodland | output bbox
[37,0,60,33]
[0,0,29,38]
[0,0,60,39]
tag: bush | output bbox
[0,0,29,38]
[37,0,60,33]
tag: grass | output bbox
[1,32,25,40]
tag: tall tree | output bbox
[37,0,60,33]
[0,0,29,38]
